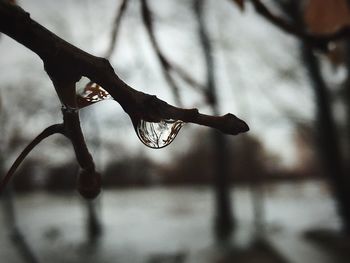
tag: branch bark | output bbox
[0,1,248,136]
[0,124,64,192]
[140,0,206,103]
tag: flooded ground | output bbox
[0,180,344,263]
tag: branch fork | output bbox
[0,1,249,196]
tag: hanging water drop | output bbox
[76,82,112,108]
[135,119,185,149]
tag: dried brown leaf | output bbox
[304,0,350,34]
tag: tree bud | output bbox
[77,169,101,199]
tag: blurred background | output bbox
[1,0,350,262]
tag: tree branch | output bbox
[0,2,248,136]
[61,107,101,199]
[246,0,350,51]
[140,0,206,104]
[0,124,64,193]
[141,0,182,105]
[105,0,129,59]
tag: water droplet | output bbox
[76,82,112,108]
[135,119,185,149]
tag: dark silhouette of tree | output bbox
[344,43,350,170]
[0,3,248,259]
[225,0,350,234]
[134,0,237,240]
[301,24,350,235]
[2,2,350,258]
[270,0,350,234]
[193,0,234,240]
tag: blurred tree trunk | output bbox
[85,200,102,244]
[281,0,350,233]
[302,45,350,233]
[194,0,234,240]
[0,159,39,263]
[344,43,350,169]
[81,108,103,244]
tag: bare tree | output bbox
[238,0,350,233]
[193,0,234,240]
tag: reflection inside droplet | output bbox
[135,119,185,149]
[76,82,112,108]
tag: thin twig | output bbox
[141,0,182,105]
[0,124,64,193]
[170,63,207,91]
[194,0,217,107]
[105,0,129,59]
[140,0,205,105]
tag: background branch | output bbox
[140,0,205,105]
[245,0,350,50]
[105,0,129,59]
[141,0,183,106]
[0,124,64,192]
